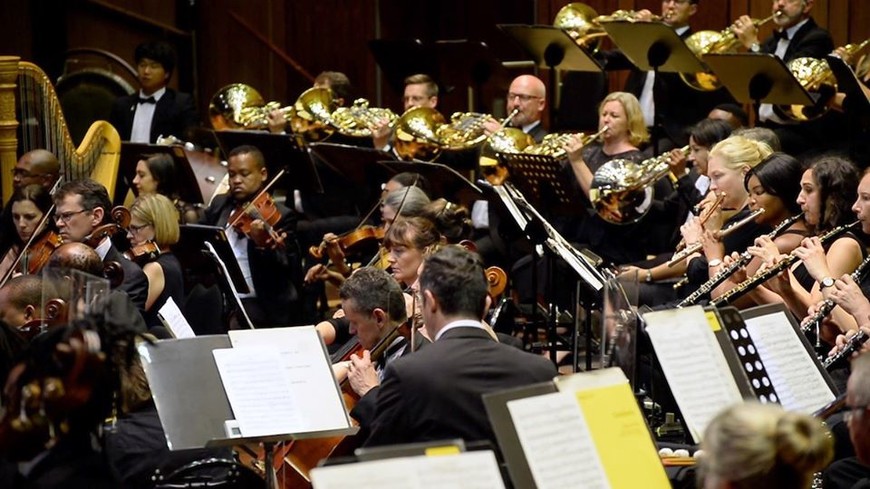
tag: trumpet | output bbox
[681,11,781,91]
[667,208,765,268]
[710,221,860,308]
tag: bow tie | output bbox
[773,30,790,41]
[137,96,156,105]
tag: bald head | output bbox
[507,75,546,129]
[48,242,104,277]
[0,275,44,329]
[14,150,59,190]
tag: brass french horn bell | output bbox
[208,83,266,130]
[479,128,534,186]
[554,3,606,53]
[289,87,338,142]
[391,106,447,161]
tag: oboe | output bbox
[801,254,870,337]
[667,208,765,267]
[677,213,804,308]
[709,221,860,308]
[823,329,869,370]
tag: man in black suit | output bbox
[200,145,301,328]
[109,41,199,144]
[734,0,838,156]
[483,74,548,143]
[364,246,557,447]
[52,179,148,314]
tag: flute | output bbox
[667,208,765,268]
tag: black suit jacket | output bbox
[109,88,199,143]
[761,17,833,63]
[526,122,548,144]
[200,193,301,326]
[104,244,148,315]
[364,326,557,447]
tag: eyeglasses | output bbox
[53,209,90,223]
[845,405,868,423]
[507,92,542,103]
[128,223,152,234]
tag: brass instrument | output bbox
[667,208,765,267]
[287,86,338,142]
[555,3,662,53]
[436,112,496,151]
[680,11,781,91]
[710,221,860,308]
[774,39,870,122]
[331,99,398,138]
[525,128,603,159]
[208,83,271,130]
[0,57,120,201]
[479,129,534,186]
[590,144,688,225]
[391,106,447,161]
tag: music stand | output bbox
[703,53,815,116]
[433,40,506,112]
[117,143,205,205]
[212,130,322,194]
[308,142,396,214]
[497,25,603,128]
[827,54,870,112]
[378,159,483,207]
[368,39,437,96]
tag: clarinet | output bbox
[823,329,869,370]
[801,254,870,337]
[709,221,859,308]
[678,212,804,308]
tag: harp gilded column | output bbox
[0,56,19,203]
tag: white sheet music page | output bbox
[644,307,743,442]
[507,392,608,489]
[157,297,196,338]
[228,327,349,433]
[743,311,835,413]
[212,347,300,437]
[309,450,506,489]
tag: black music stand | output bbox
[378,159,483,208]
[212,130,322,195]
[497,25,603,127]
[117,143,206,205]
[368,39,437,96]
[600,21,707,155]
[703,53,815,117]
[433,40,506,112]
[827,54,870,113]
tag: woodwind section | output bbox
[0,56,19,202]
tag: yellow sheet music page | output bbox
[559,369,670,488]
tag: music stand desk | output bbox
[177,224,250,294]
[497,25,602,72]
[703,53,815,106]
[600,21,706,73]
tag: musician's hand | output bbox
[564,134,587,166]
[680,216,703,246]
[371,118,392,150]
[248,219,273,248]
[667,148,688,177]
[634,9,654,22]
[761,255,792,295]
[801,300,827,328]
[267,109,287,134]
[792,236,831,282]
[482,117,502,136]
[830,274,870,318]
[700,229,723,260]
[826,327,870,358]
[723,252,747,283]
[348,350,380,397]
[833,46,853,64]
[617,265,644,281]
[747,235,779,265]
[732,15,758,49]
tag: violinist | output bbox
[200,145,301,327]
[0,184,59,280]
[52,180,149,314]
[126,194,185,330]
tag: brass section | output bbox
[680,11,780,91]
[479,128,534,186]
[0,56,20,203]
[288,87,338,143]
[391,106,446,161]
[524,129,603,159]
[208,83,267,130]
[331,98,398,138]
[436,112,492,151]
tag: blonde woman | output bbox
[699,403,833,489]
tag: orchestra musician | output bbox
[384,216,441,289]
[372,73,439,151]
[363,246,556,447]
[821,354,870,489]
[126,194,185,332]
[0,274,44,332]
[12,149,59,191]
[109,41,199,144]
[482,74,548,143]
[0,184,57,280]
[132,153,200,223]
[52,179,149,314]
[267,70,353,134]
[199,145,302,328]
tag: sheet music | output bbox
[743,311,835,414]
[157,297,196,338]
[645,307,743,442]
[228,327,349,433]
[309,450,506,489]
[212,348,302,437]
[507,392,608,489]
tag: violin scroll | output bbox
[485,266,507,299]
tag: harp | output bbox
[0,56,120,202]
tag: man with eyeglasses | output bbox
[483,74,547,144]
[13,149,59,190]
[823,353,870,489]
[51,179,148,314]
[109,41,199,144]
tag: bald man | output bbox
[0,275,44,331]
[484,74,547,143]
[14,149,59,190]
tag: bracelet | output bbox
[645,269,653,283]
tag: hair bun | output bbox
[773,413,832,474]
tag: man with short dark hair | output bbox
[13,149,59,190]
[364,246,556,447]
[109,41,199,143]
[200,145,301,327]
[52,179,148,313]
[0,275,43,330]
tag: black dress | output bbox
[143,252,185,330]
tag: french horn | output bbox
[208,83,269,130]
[391,106,446,161]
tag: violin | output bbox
[83,206,131,249]
[21,231,63,276]
[124,241,162,266]
[309,225,385,260]
[228,191,286,249]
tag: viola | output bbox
[83,206,131,249]
[124,241,162,266]
[309,225,385,260]
[228,192,286,249]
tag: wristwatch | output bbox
[820,277,835,289]
[750,42,761,53]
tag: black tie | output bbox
[137,96,156,105]
[774,30,790,42]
